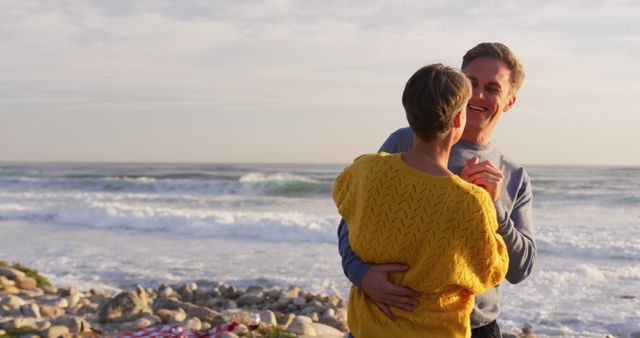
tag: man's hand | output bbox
[461,157,504,201]
[360,264,420,320]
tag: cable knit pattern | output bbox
[333,153,509,338]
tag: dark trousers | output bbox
[347,320,501,338]
[471,320,501,338]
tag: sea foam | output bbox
[0,191,339,243]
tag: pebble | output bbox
[157,308,187,324]
[181,317,202,331]
[295,315,313,324]
[159,285,175,299]
[236,291,264,306]
[1,294,26,307]
[2,285,20,294]
[0,267,26,279]
[259,309,277,325]
[8,307,21,317]
[0,276,14,287]
[43,286,58,294]
[221,285,241,299]
[68,316,92,333]
[19,288,44,298]
[15,276,37,289]
[322,308,335,319]
[20,303,42,319]
[118,317,154,332]
[76,303,99,315]
[43,325,70,338]
[42,297,69,309]
[293,296,307,307]
[3,317,40,331]
[223,299,238,309]
[309,322,344,337]
[40,304,66,317]
[288,321,317,336]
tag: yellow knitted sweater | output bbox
[333,153,509,338]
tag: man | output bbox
[338,42,536,338]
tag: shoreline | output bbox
[0,220,347,299]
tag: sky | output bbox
[0,0,639,165]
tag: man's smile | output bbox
[467,104,488,112]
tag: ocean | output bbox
[0,162,638,337]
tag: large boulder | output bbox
[309,323,344,337]
[98,289,152,323]
[155,298,224,325]
[236,291,265,306]
[156,308,187,324]
[1,294,26,307]
[288,321,316,336]
[15,276,37,289]
[0,267,26,280]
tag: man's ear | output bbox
[503,95,517,113]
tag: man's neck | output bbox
[461,128,493,145]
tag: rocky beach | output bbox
[0,262,548,338]
[0,263,350,338]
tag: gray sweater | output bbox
[337,127,536,328]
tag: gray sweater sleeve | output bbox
[495,168,536,284]
[337,128,413,287]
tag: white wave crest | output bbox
[0,195,339,244]
[239,172,319,183]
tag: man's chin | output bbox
[465,119,487,129]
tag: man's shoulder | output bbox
[487,145,530,182]
[379,127,413,153]
[497,150,523,170]
[487,147,533,203]
[389,127,412,138]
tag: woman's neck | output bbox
[402,134,454,176]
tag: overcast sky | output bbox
[1,0,638,165]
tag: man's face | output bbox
[462,57,516,133]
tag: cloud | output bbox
[0,0,638,163]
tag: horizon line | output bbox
[1,159,639,168]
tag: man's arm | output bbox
[337,218,370,287]
[336,127,419,318]
[338,127,414,286]
[461,160,536,284]
[495,169,536,284]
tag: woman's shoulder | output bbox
[449,177,495,210]
[350,152,397,168]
